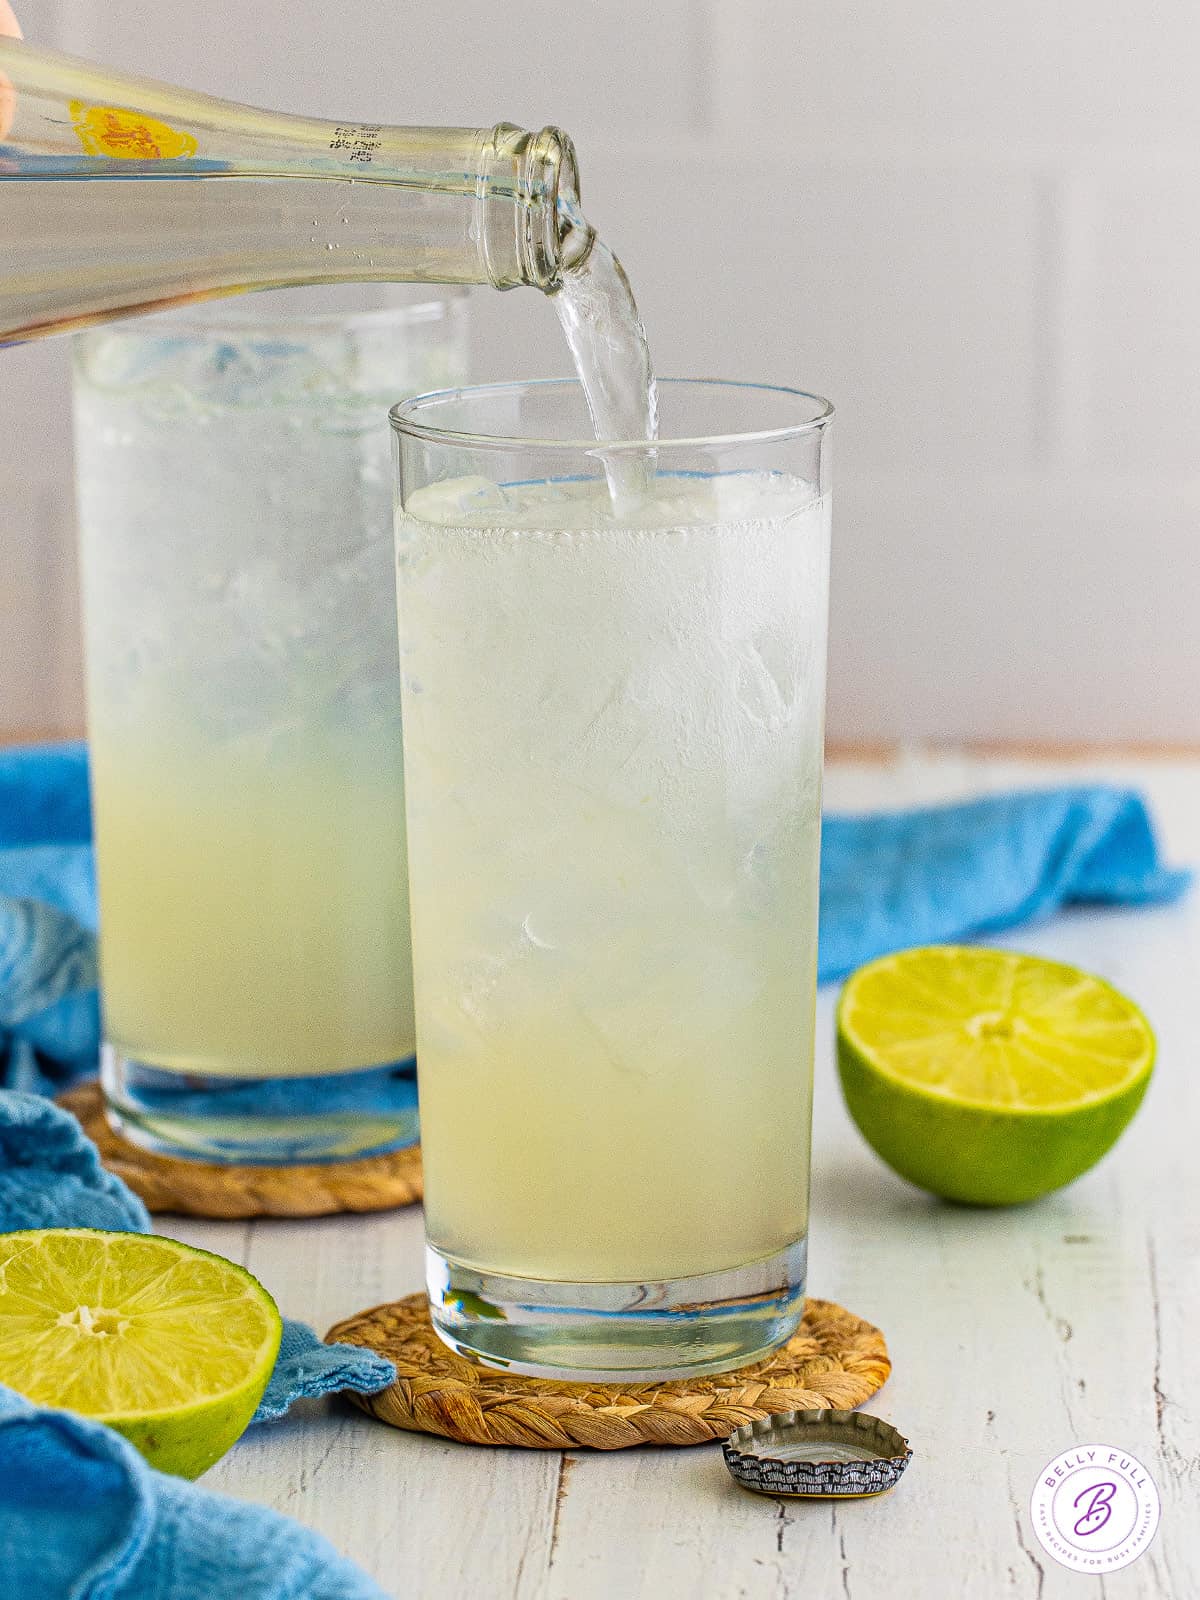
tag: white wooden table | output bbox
[162,752,1200,1599]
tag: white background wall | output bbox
[2,0,1198,743]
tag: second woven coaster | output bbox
[58,1081,423,1220]
[327,1292,890,1450]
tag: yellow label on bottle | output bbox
[69,101,198,160]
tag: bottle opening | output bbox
[479,124,594,292]
[519,126,594,291]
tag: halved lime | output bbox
[0,1228,282,1478]
[837,946,1155,1205]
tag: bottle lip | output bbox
[516,125,594,290]
[477,123,593,290]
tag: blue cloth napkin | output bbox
[0,742,1190,1089]
[818,785,1191,980]
[0,742,91,848]
[0,1386,388,1600]
[0,1090,150,1233]
[0,1091,397,1597]
[0,744,98,1095]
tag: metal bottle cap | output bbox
[723,1409,912,1498]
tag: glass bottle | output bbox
[0,38,591,343]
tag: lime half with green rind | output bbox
[0,1228,282,1478]
[836,945,1155,1206]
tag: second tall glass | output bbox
[75,286,468,1162]
[393,378,833,1380]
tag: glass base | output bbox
[426,1238,807,1383]
[101,1044,420,1165]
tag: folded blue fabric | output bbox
[254,1320,396,1424]
[0,742,91,849]
[0,1091,150,1233]
[0,1386,388,1600]
[818,786,1191,980]
[0,1091,397,1597]
[0,743,1190,1089]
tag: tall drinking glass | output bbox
[75,286,468,1162]
[393,378,833,1380]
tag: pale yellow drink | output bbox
[88,726,413,1078]
[398,473,830,1284]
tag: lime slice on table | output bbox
[0,1229,281,1478]
[836,946,1155,1206]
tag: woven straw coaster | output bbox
[326,1292,890,1450]
[57,1081,423,1220]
